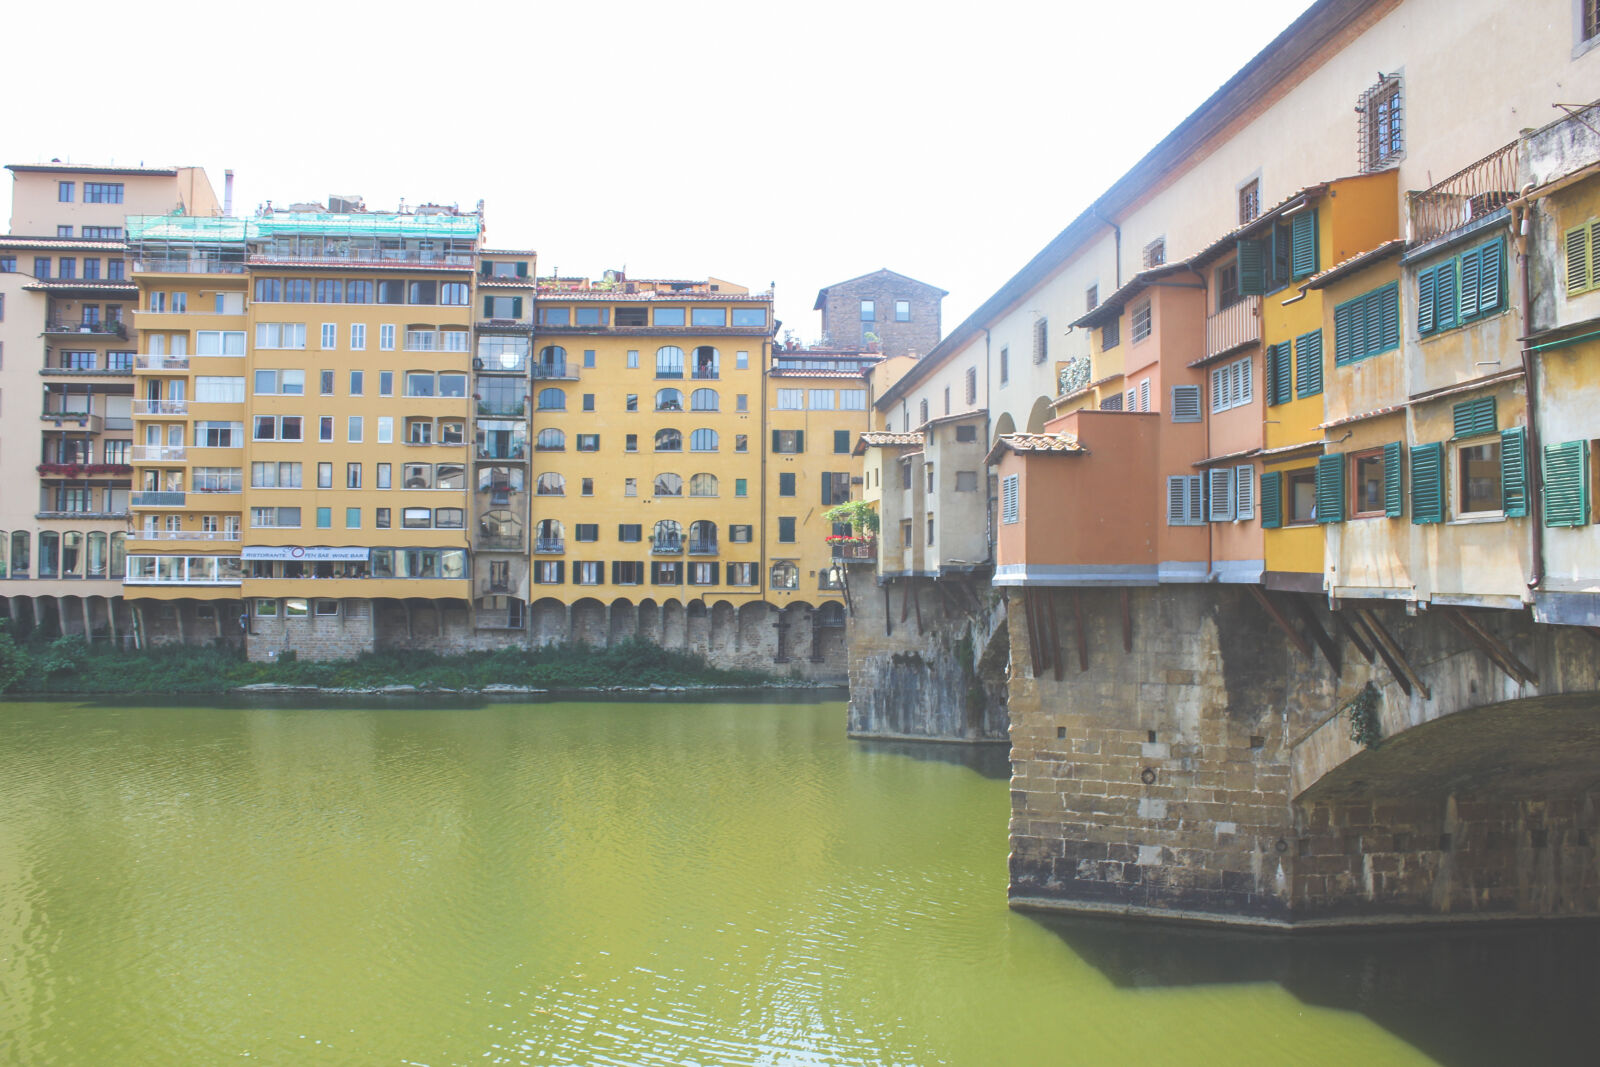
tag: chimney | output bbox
[224,169,234,216]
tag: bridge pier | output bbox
[1006,585,1600,927]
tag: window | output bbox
[777,518,796,543]
[1208,468,1235,521]
[1267,342,1292,406]
[196,330,246,356]
[690,307,726,327]
[350,323,366,350]
[317,462,334,489]
[655,388,683,411]
[536,428,565,451]
[860,300,875,321]
[1210,356,1253,413]
[348,416,363,443]
[376,508,391,529]
[612,561,643,585]
[653,308,686,327]
[1166,475,1204,526]
[655,473,684,497]
[1239,179,1261,224]
[347,462,363,489]
[1001,475,1019,524]
[539,387,567,410]
[319,416,334,443]
[965,367,977,404]
[808,389,833,410]
[891,299,910,322]
[435,508,465,529]
[380,324,395,350]
[250,461,301,488]
[772,429,804,454]
[956,470,978,493]
[1171,385,1201,423]
[834,429,852,454]
[406,418,433,445]
[403,508,433,529]
[577,433,599,452]
[735,434,748,453]
[735,478,748,497]
[1235,465,1256,520]
[625,434,638,452]
[1418,237,1506,335]
[583,393,595,412]
[777,389,804,409]
[1032,317,1049,364]
[1122,302,1155,353]
[377,463,392,489]
[1358,75,1403,172]
[999,347,1010,386]
[1542,439,1591,526]
[251,507,301,528]
[1287,468,1318,524]
[1351,449,1387,518]
[575,561,603,585]
[252,415,303,441]
[1333,282,1401,364]
[655,345,685,378]
[284,279,312,303]
[196,376,245,403]
[1143,237,1166,268]
[655,428,682,451]
[690,428,718,451]
[59,181,74,202]
[619,524,642,543]
[736,350,749,369]
[255,323,306,349]
[57,258,75,279]
[377,416,393,443]
[582,478,594,496]
[730,524,753,543]
[1102,318,1119,350]
[690,473,718,497]
[317,507,332,529]
[84,182,124,203]
[779,472,796,497]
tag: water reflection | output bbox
[854,738,1013,779]
[1036,911,1600,1067]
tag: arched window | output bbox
[536,428,565,451]
[656,345,685,378]
[689,428,718,452]
[85,531,108,577]
[538,345,567,376]
[653,520,682,549]
[690,473,718,497]
[11,531,31,576]
[38,531,60,578]
[534,518,563,550]
[654,428,682,451]
[484,510,524,543]
[653,473,683,496]
[771,561,799,589]
[691,346,719,379]
[109,532,125,578]
[537,387,566,411]
[655,388,683,411]
[689,520,717,551]
[690,388,719,411]
[535,472,566,495]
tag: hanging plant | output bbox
[1344,681,1382,748]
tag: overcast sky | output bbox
[3,0,1311,342]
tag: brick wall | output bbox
[819,273,942,358]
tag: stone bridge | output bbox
[1004,585,1600,927]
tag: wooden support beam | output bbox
[900,581,911,623]
[912,580,924,635]
[1358,608,1430,700]
[884,584,892,637]
[1045,590,1065,681]
[1348,610,1410,697]
[1023,590,1044,679]
[1333,611,1376,664]
[1120,589,1133,653]
[1288,594,1341,674]
[1247,586,1313,660]
[1443,607,1539,687]
[1072,589,1088,672]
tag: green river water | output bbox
[1,696,1595,1066]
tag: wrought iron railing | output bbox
[1408,141,1520,245]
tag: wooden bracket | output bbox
[1072,589,1088,672]
[1046,590,1065,681]
[1356,607,1430,700]
[1333,610,1376,664]
[883,584,892,637]
[1247,585,1313,660]
[1442,606,1538,687]
[1120,589,1133,653]
[1289,594,1342,674]
[913,580,925,635]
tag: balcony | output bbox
[247,248,474,268]
[134,399,188,416]
[652,537,683,555]
[1204,296,1261,360]
[45,319,128,339]
[131,491,186,507]
[132,444,186,462]
[475,401,527,417]
[477,533,525,551]
[40,411,103,433]
[130,529,241,542]
[132,258,247,275]
[474,353,528,374]
[532,361,576,380]
[475,444,527,461]
[534,537,565,554]
[135,354,190,371]
[829,539,878,562]
[1408,140,1519,246]
[42,356,133,376]
[688,539,719,556]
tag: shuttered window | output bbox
[1383,441,1404,518]
[1260,470,1283,529]
[1420,238,1504,334]
[1315,453,1345,523]
[1452,396,1497,438]
[1501,427,1528,518]
[1267,342,1293,406]
[1171,385,1201,422]
[1411,442,1445,524]
[1542,440,1591,527]
[1235,465,1255,519]
[1416,259,1458,335]
[1294,330,1323,398]
[1291,210,1318,279]
[1167,475,1204,526]
[1564,223,1599,295]
[1333,282,1400,364]
[1208,468,1235,521]
[1237,237,1265,296]
[1138,378,1151,412]
[1001,474,1020,524]
[1211,356,1253,413]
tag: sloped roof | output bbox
[814,268,948,310]
[984,432,1089,465]
[852,431,924,456]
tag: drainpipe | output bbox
[984,327,994,564]
[1514,189,1546,591]
[1092,206,1123,289]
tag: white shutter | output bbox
[1238,358,1253,404]
[1211,367,1226,413]
[1167,476,1189,525]
[1127,388,1136,410]
[1187,476,1204,524]
[1139,378,1151,412]
[1002,474,1019,524]
[1208,468,1235,521]
[1235,464,1255,519]
[1171,385,1201,422]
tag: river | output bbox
[0,695,1594,1065]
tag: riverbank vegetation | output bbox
[0,631,780,695]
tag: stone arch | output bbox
[661,599,687,649]
[636,598,661,644]
[531,597,567,646]
[609,598,637,646]
[686,599,710,652]
[571,597,607,646]
[1026,395,1052,434]
[738,601,771,656]
[812,601,847,666]
[992,410,1016,448]
[777,600,814,664]
[710,599,737,656]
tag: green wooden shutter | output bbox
[1501,426,1528,518]
[1417,267,1436,335]
[1543,440,1590,527]
[480,261,491,277]
[1478,237,1503,313]
[1237,238,1265,295]
[515,261,528,278]
[1412,442,1445,524]
[1295,330,1324,398]
[1291,210,1318,279]
[794,430,804,453]
[1377,282,1399,351]
[1267,342,1291,405]
[834,429,851,453]
[1383,441,1404,518]
[1434,259,1457,331]
[1260,471,1283,529]
[1566,226,1591,293]
[1452,396,1497,438]
[1315,453,1345,523]
[511,296,523,318]
[772,430,781,453]
[1459,246,1481,319]
[483,295,493,317]
[1333,301,1355,365]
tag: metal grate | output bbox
[1357,76,1404,173]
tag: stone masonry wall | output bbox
[845,569,1009,741]
[819,274,942,358]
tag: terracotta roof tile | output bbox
[1302,238,1406,290]
[852,430,924,455]
[985,431,1088,464]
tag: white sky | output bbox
[2,0,1312,341]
